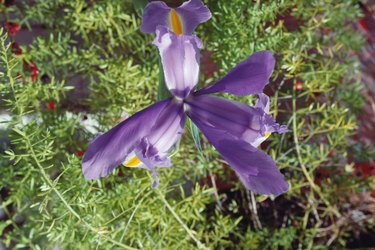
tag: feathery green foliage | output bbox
[0,0,373,249]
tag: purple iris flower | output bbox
[141,0,212,35]
[82,26,289,195]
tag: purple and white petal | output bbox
[82,98,172,179]
[153,26,202,98]
[255,93,289,134]
[140,1,171,34]
[186,95,268,144]
[135,99,186,165]
[146,99,186,154]
[132,99,186,187]
[175,0,212,35]
[196,51,275,96]
[188,113,289,195]
[255,93,270,113]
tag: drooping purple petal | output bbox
[175,0,212,35]
[153,26,202,98]
[196,51,275,96]
[140,0,211,35]
[185,94,287,148]
[82,99,172,180]
[186,94,258,141]
[83,98,186,185]
[218,138,289,195]
[188,112,289,195]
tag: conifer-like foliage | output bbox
[0,0,373,249]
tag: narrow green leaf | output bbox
[12,128,25,137]
[188,118,202,153]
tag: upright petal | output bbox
[82,99,171,179]
[153,26,202,98]
[188,111,289,195]
[196,51,275,96]
[140,0,211,35]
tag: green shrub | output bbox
[0,0,373,249]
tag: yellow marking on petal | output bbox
[170,9,183,35]
[265,132,272,138]
[124,156,141,168]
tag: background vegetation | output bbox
[0,0,374,249]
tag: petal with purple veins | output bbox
[185,94,286,147]
[196,51,275,96]
[153,26,202,98]
[82,99,186,187]
[218,138,289,195]
[133,100,186,187]
[188,113,289,195]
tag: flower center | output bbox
[170,9,183,35]
[124,156,141,168]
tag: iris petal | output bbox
[174,0,212,35]
[186,94,287,146]
[186,95,260,144]
[140,1,170,34]
[196,51,275,96]
[140,0,211,35]
[188,111,289,195]
[82,99,186,185]
[136,100,186,168]
[153,26,202,98]
[82,99,172,180]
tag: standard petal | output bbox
[188,114,289,195]
[140,1,171,34]
[196,51,275,96]
[175,0,212,35]
[82,98,172,180]
[153,26,202,98]
[140,0,211,35]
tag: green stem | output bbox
[156,188,208,250]
[292,89,340,217]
